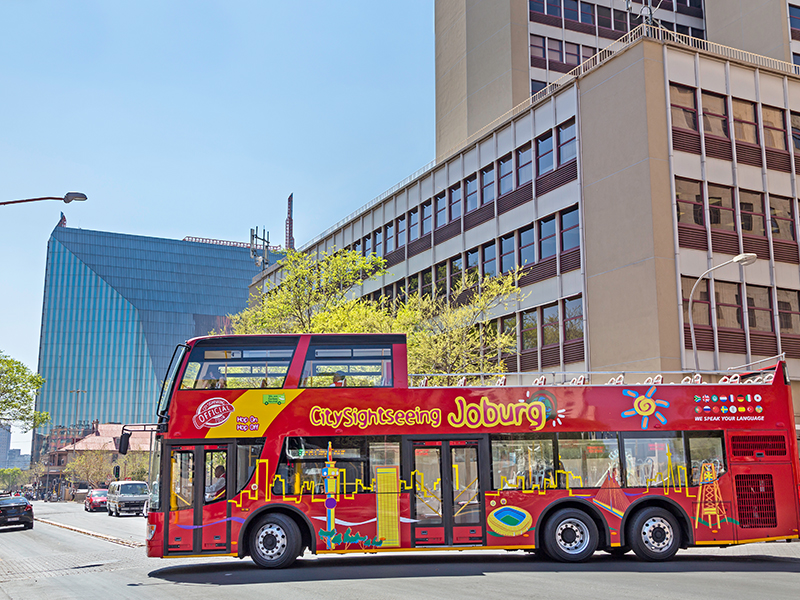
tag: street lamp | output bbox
[0,192,88,207]
[688,253,758,372]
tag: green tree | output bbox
[63,451,112,487]
[116,451,149,481]
[229,249,387,334]
[0,351,49,430]
[0,468,23,491]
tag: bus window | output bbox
[687,434,726,485]
[623,434,686,488]
[368,440,401,492]
[180,347,295,390]
[170,450,194,510]
[235,440,264,495]
[204,449,227,503]
[558,433,620,488]
[490,434,554,490]
[300,346,393,388]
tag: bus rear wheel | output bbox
[249,513,302,569]
[542,508,598,562]
[628,507,681,561]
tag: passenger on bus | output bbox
[331,372,347,387]
[205,466,226,501]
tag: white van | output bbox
[107,481,149,517]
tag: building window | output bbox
[548,39,563,63]
[670,83,698,131]
[363,234,371,256]
[732,99,758,144]
[558,119,577,165]
[676,24,690,36]
[373,229,382,257]
[408,209,419,241]
[353,240,361,255]
[582,46,595,62]
[531,79,547,95]
[564,0,579,21]
[715,281,743,330]
[517,143,533,186]
[498,154,513,195]
[702,92,729,138]
[770,195,796,241]
[597,6,611,29]
[691,28,705,40]
[777,289,800,334]
[421,201,432,235]
[707,184,735,232]
[531,35,546,59]
[613,9,627,32]
[790,4,800,31]
[762,106,787,151]
[481,165,495,204]
[435,192,447,228]
[421,269,433,297]
[546,0,561,17]
[739,190,766,237]
[450,184,462,221]
[408,273,419,296]
[542,303,560,346]
[675,178,704,227]
[385,222,394,254]
[561,206,580,251]
[791,113,800,151]
[450,256,463,291]
[529,0,544,14]
[465,175,478,212]
[794,53,800,67]
[746,285,773,332]
[435,262,447,297]
[682,276,710,327]
[540,215,557,259]
[519,225,535,266]
[500,233,515,273]
[483,242,497,278]
[580,1,594,24]
[565,42,580,65]
[660,21,673,31]
[537,131,554,175]
[396,279,406,302]
[466,247,479,278]
[563,296,583,341]
[521,309,538,350]
[396,215,406,247]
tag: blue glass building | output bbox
[34,224,265,459]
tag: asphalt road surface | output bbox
[0,501,798,600]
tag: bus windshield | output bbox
[158,344,188,416]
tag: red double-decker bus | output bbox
[134,333,800,568]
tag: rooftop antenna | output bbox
[627,0,663,26]
[285,193,295,251]
[250,226,270,271]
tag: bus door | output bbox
[410,439,487,547]
[165,443,231,554]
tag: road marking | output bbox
[34,518,145,548]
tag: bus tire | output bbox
[542,508,598,562]
[249,513,302,569]
[627,507,681,562]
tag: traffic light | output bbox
[113,465,120,479]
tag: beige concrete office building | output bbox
[252,9,800,432]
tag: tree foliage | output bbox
[224,249,525,382]
[0,351,49,431]
[63,451,112,487]
[0,468,24,491]
[116,451,149,481]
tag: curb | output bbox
[34,518,146,548]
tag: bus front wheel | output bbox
[542,508,598,562]
[249,513,302,569]
[627,507,681,561]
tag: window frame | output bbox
[701,91,729,139]
[732,98,759,145]
[777,288,800,336]
[498,154,513,196]
[435,191,448,229]
[707,184,736,233]
[557,119,577,166]
[541,303,560,347]
[670,83,698,133]
[563,296,583,342]
[739,190,766,238]
[745,284,774,333]
[530,34,546,59]
[517,143,533,186]
[548,38,563,63]
[450,183,462,221]
[560,206,580,251]
[539,214,557,260]
[521,308,538,351]
[714,281,743,331]
[519,224,535,267]
[481,165,495,205]
[500,233,516,273]
[675,177,705,228]
[465,174,478,213]
[385,222,394,254]
[408,209,419,241]
[579,1,594,24]
[482,241,497,278]
[536,130,555,176]
[770,195,796,241]
[682,276,711,329]
[762,105,788,151]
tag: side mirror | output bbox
[119,432,130,455]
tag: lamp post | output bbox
[688,253,758,372]
[0,193,87,207]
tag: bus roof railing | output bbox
[408,363,784,388]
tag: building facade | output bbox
[34,224,261,461]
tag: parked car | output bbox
[107,481,149,517]
[0,496,34,530]
[84,489,108,512]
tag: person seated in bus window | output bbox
[205,466,226,502]
[202,366,227,390]
[331,371,347,387]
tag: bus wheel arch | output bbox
[239,504,316,560]
[535,499,610,557]
[619,497,693,550]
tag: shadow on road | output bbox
[147,550,800,586]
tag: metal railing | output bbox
[301,24,800,254]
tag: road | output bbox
[0,501,798,600]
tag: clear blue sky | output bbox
[1,1,434,449]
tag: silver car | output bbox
[106,481,149,517]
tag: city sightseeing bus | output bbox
[128,333,800,568]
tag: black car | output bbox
[0,496,34,529]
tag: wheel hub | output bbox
[641,517,673,552]
[256,523,288,560]
[555,518,589,554]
